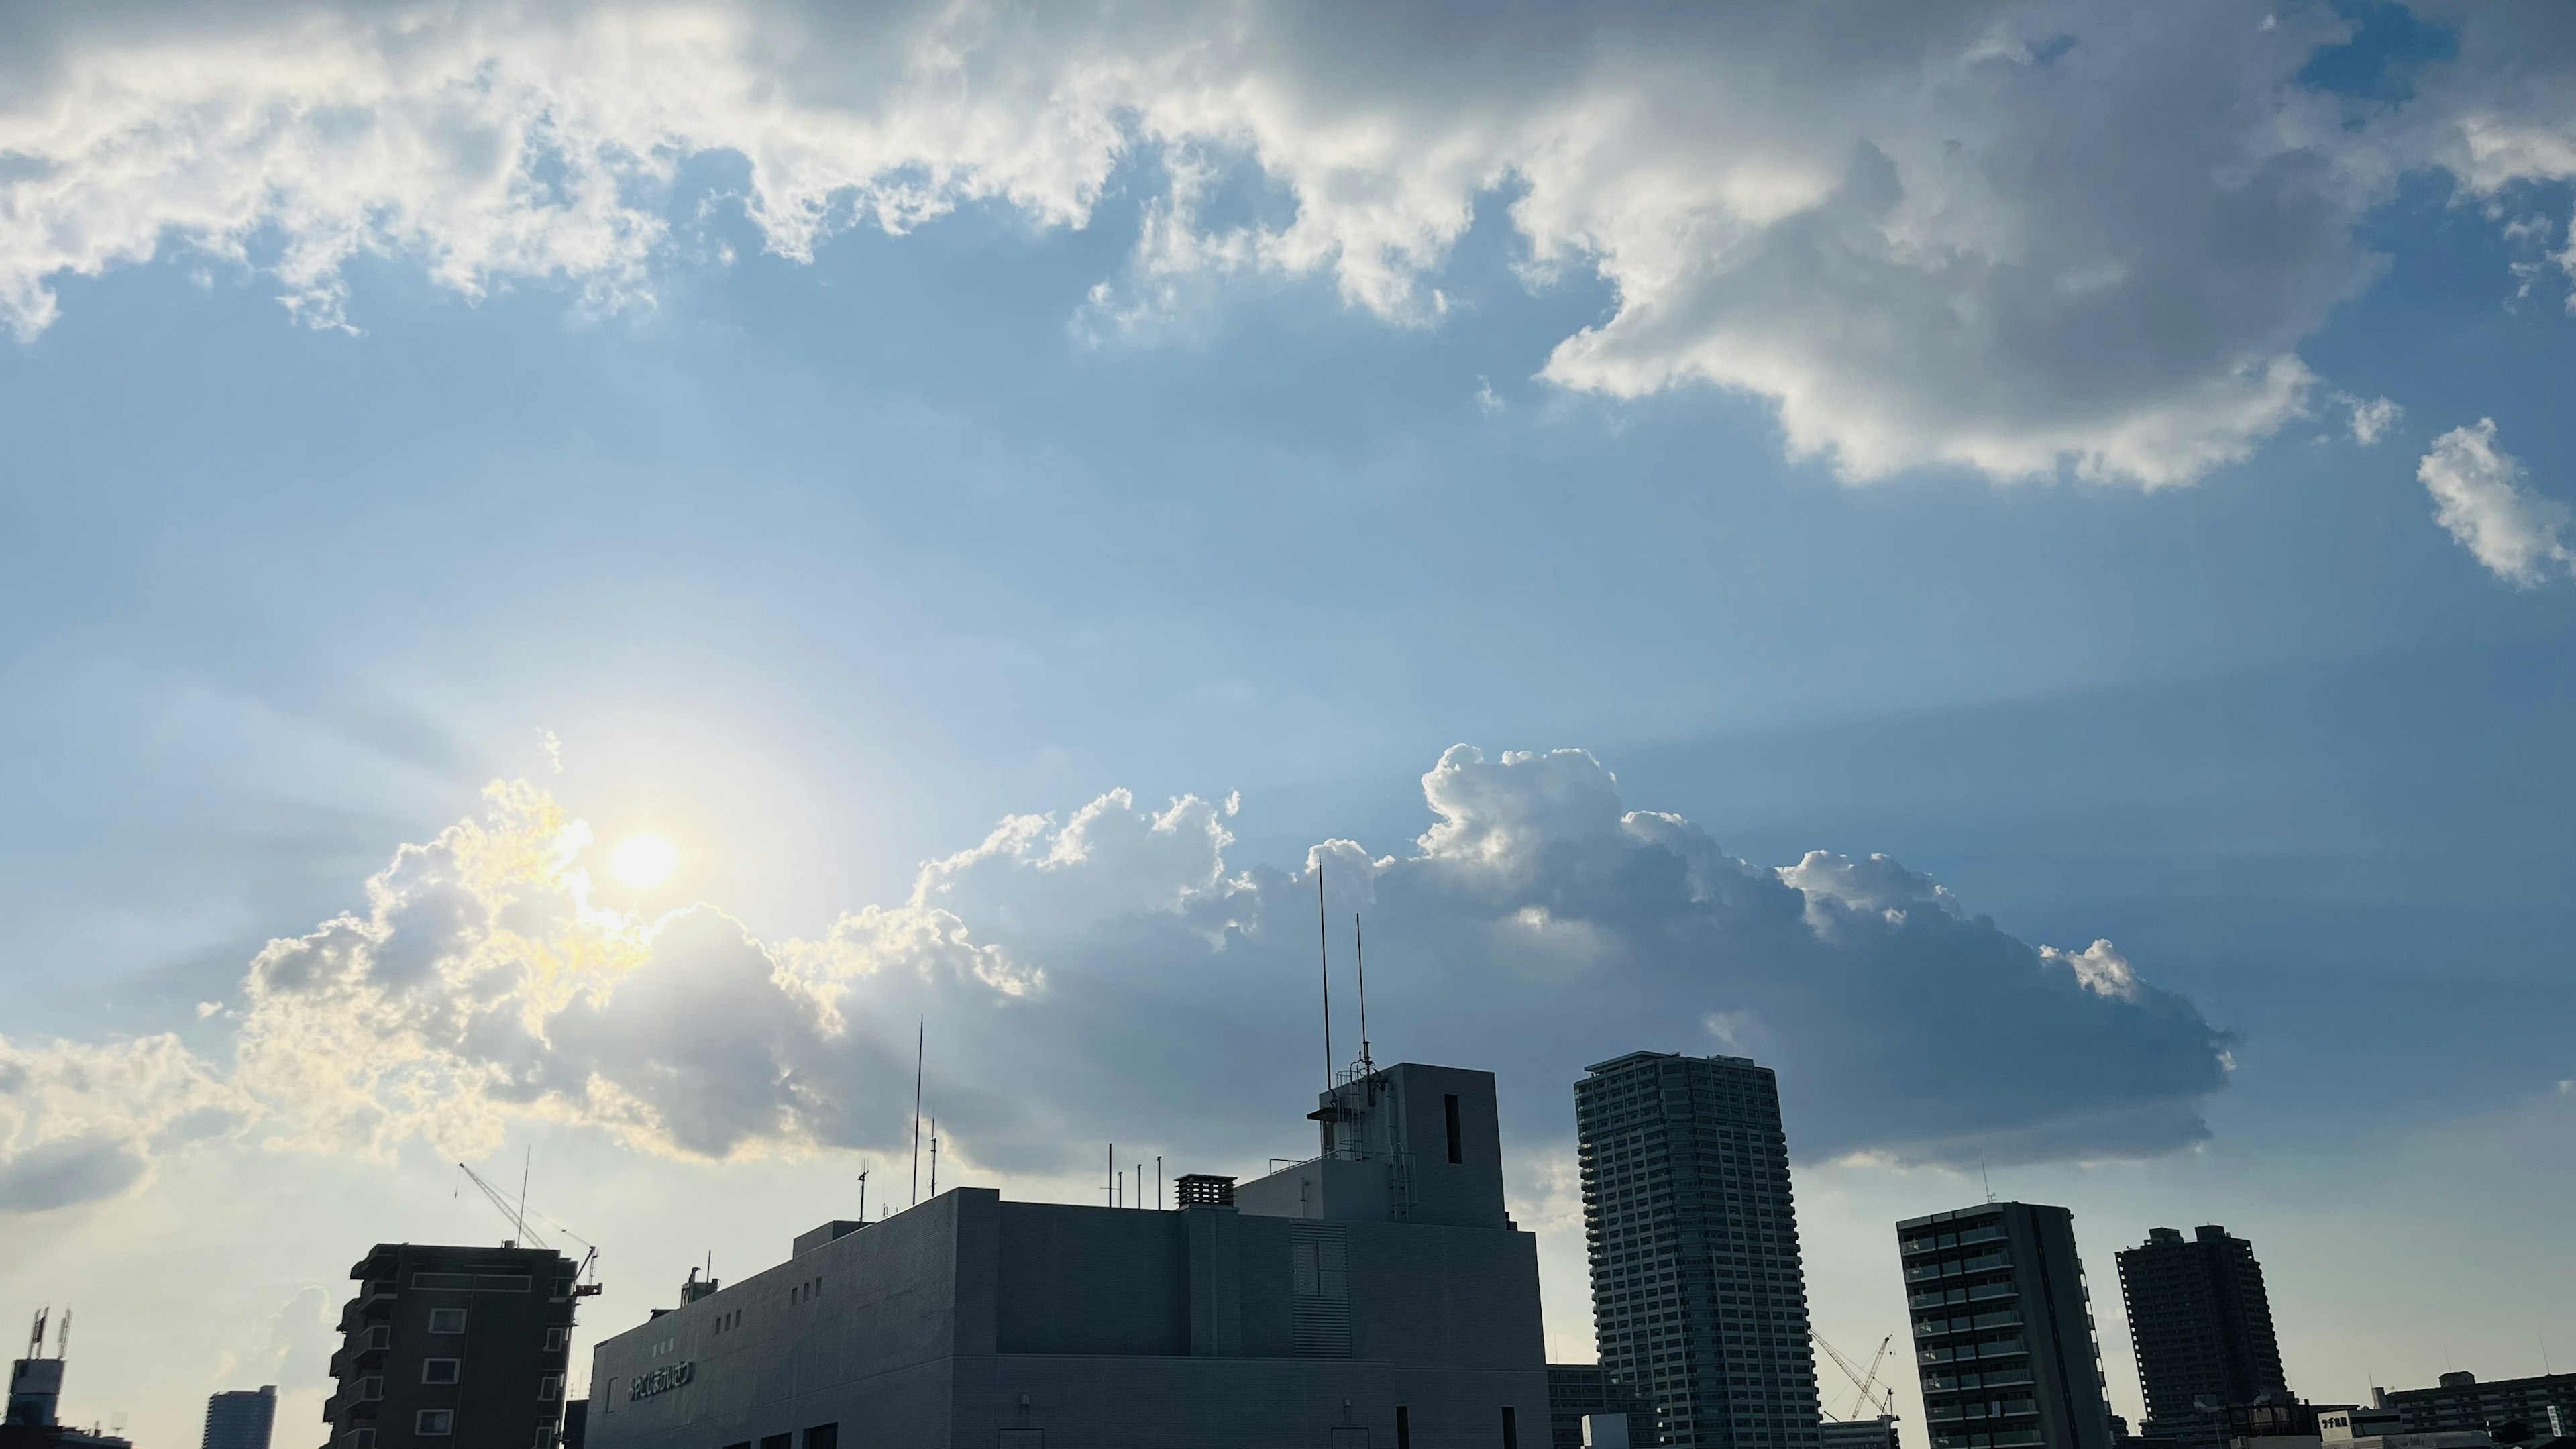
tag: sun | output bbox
[609,833,678,890]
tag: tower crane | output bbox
[457,1161,604,1295]
[1812,1331,1899,1421]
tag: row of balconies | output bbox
[1902,1222,2008,1256]
[1926,1397,2039,1424]
[1910,1279,2020,1311]
[1917,1336,2026,1365]
[1908,1250,2010,1283]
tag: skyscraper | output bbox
[2114,1226,2288,1449]
[203,1385,276,1449]
[1896,1203,2112,1449]
[1574,1051,1823,1449]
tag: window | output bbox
[1444,1094,1463,1164]
[540,1375,562,1401]
[1396,1406,1411,1449]
[416,1410,455,1436]
[803,1425,839,1449]
[763,1436,793,1449]
[427,1309,468,1334]
[1501,1405,1519,1449]
[545,1327,569,1352]
[421,1359,461,1385]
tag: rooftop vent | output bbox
[1175,1174,1236,1208]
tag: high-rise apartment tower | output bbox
[203,1385,277,1449]
[1574,1051,1823,1449]
[1896,1203,2112,1449]
[2114,1226,2288,1449]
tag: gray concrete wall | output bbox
[588,1184,1546,1449]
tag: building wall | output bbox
[325,1244,579,1449]
[588,1186,1548,1449]
[202,1387,277,1449]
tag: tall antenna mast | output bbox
[1980,1157,1994,1205]
[515,1146,532,1245]
[1316,855,1334,1093]
[929,1116,938,1197]
[857,1168,869,1224]
[1353,913,1373,1075]
[911,1020,925,1207]
[54,1309,70,1361]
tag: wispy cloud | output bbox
[2418,418,2574,586]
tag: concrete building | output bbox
[1548,1364,1655,1449]
[324,1242,585,1448]
[1896,1203,2112,1449]
[1573,1051,1822,1449]
[1820,1417,1903,1449]
[586,1061,1548,1448]
[203,1385,277,1449]
[2383,1375,2576,1441]
[2115,1227,2288,1449]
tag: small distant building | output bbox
[586,1061,1548,1448]
[323,1242,584,1448]
[1548,1363,1655,1449]
[2383,1376,2576,1442]
[203,1385,277,1449]
[1820,1415,1904,1449]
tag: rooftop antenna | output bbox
[1980,1157,1995,1205]
[25,1309,41,1360]
[1316,855,1334,1093]
[928,1116,938,1198]
[1353,912,1374,1076]
[910,1020,925,1207]
[55,1309,69,1361]
[1107,1142,1114,1207]
[515,1146,533,1245]
[857,1167,869,1224]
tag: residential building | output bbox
[1896,1203,2113,1449]
[203,1386,277,1449]
[2383,1375,2576,1441]
[585,1061,1548,1448]
[1550,1363,1656,1449]
[2116,1226,2289,1449]
[323,1242,583,1448]
[1573,1050,1823,1449]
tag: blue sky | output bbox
[5,0,2576,1440]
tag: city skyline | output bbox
[7,0,2576,1443]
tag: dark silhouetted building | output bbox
[1550,1362,1656,1448]
[325,1243,582,1448]
[203,1385,276,1449]
[4,1309,131,1449]
[1821,1417,1904,1449]
[2116,1226,2288,1449]
[2385,1375,2576,1442]
[1897,1203,2113,1449]
[1575,1050,1823,1449]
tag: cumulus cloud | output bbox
[2344,394,2403,445]
[2417,418,2574,585]
[14,0,2573,484]
[3,743,2236,1213]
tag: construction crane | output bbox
[1813,1331,1898,1421]
[457,1161,604,1295]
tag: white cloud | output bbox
[10,0,2559,486]
[2345,394,2402,446]
[2417,418,2574,586]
